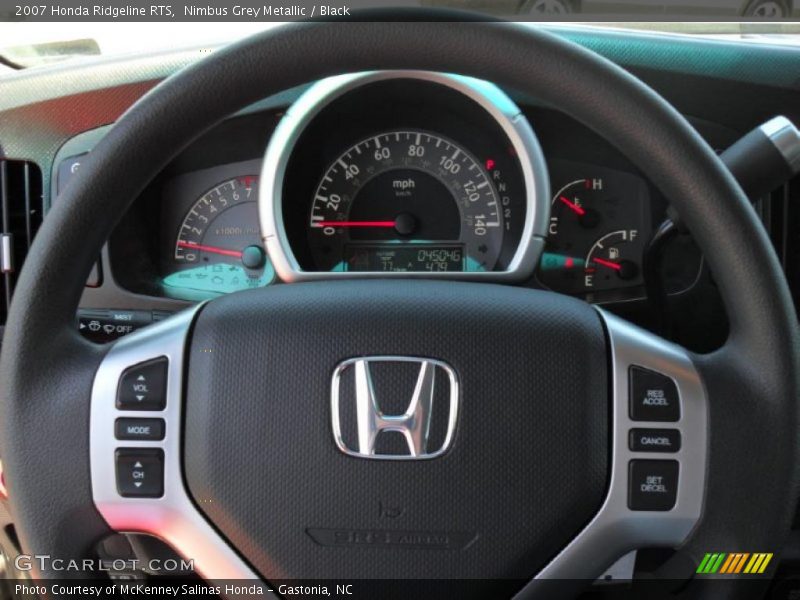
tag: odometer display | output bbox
[307,130,504,273]
[345,244,465,272]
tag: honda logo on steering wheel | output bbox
[331,357,459,460]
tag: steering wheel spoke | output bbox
[89,306,261,583]
[534,310,707,582]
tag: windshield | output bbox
[1,18,799,69]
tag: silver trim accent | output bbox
[259,71,549,283]
[90,306,267,587]
[760,115,800,173]
[595,551,637,584]
[91,305,706,585]
[331,356,459,460]
[535,309,707,579]
[0,234,13,274]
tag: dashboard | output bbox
[2,24,795,356]
[94,71,704,307]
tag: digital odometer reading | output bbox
[307,130,504,273]
[345,245,465,272]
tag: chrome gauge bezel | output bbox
[259,71,550,282]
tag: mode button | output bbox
[115,418,165,441]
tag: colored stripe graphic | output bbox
[697,553,727,574]
[698,553,774,575]
[744,553,773,574]
[710,553,726,573]
[720,553,749,573]
[696,553,713,574]
[719,554,736,574]
[733,553,750,573]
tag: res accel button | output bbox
[628,459,679,511]
[629,366,680,422]
[116,358,168,411]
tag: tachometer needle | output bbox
[559,196,586,216]
[592,257,622,271]
[316,221,397,228]
[177,241,243,258]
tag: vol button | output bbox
[116,358,168,411]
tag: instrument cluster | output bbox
[132,72,701,304]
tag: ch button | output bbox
[116,358,168,411]
[116,449,164,498]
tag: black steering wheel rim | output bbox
[1,19,798,597]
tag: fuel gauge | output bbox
[584,229,640,289]
[536,161,650,298]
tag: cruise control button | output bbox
[629,428,681,453]
[628,460,679,511]
[116,358,167,411]
[115,449,164,498]
[115,418,165,441]
[629,366,680,422]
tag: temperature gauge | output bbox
[537,161,650,297]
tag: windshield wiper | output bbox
[0,54,24,70]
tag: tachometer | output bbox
[307,130,503,273]
[164,176,274,295]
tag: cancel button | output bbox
[629,428,681,453]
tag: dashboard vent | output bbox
[0,160,44,325]
[777,176,799,264]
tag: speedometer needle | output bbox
[559,196,586,216]
[316,221,397,228]
[177,241,243,258]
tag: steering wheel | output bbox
[1,19,798,599]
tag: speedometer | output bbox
[261,71,550,282]
[308,130,502,273]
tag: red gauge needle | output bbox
[316,220,397,228]
[592,257,622,271]
[559,196,586,216]
[177,241,243,258]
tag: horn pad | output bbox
[183,281,608,587]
